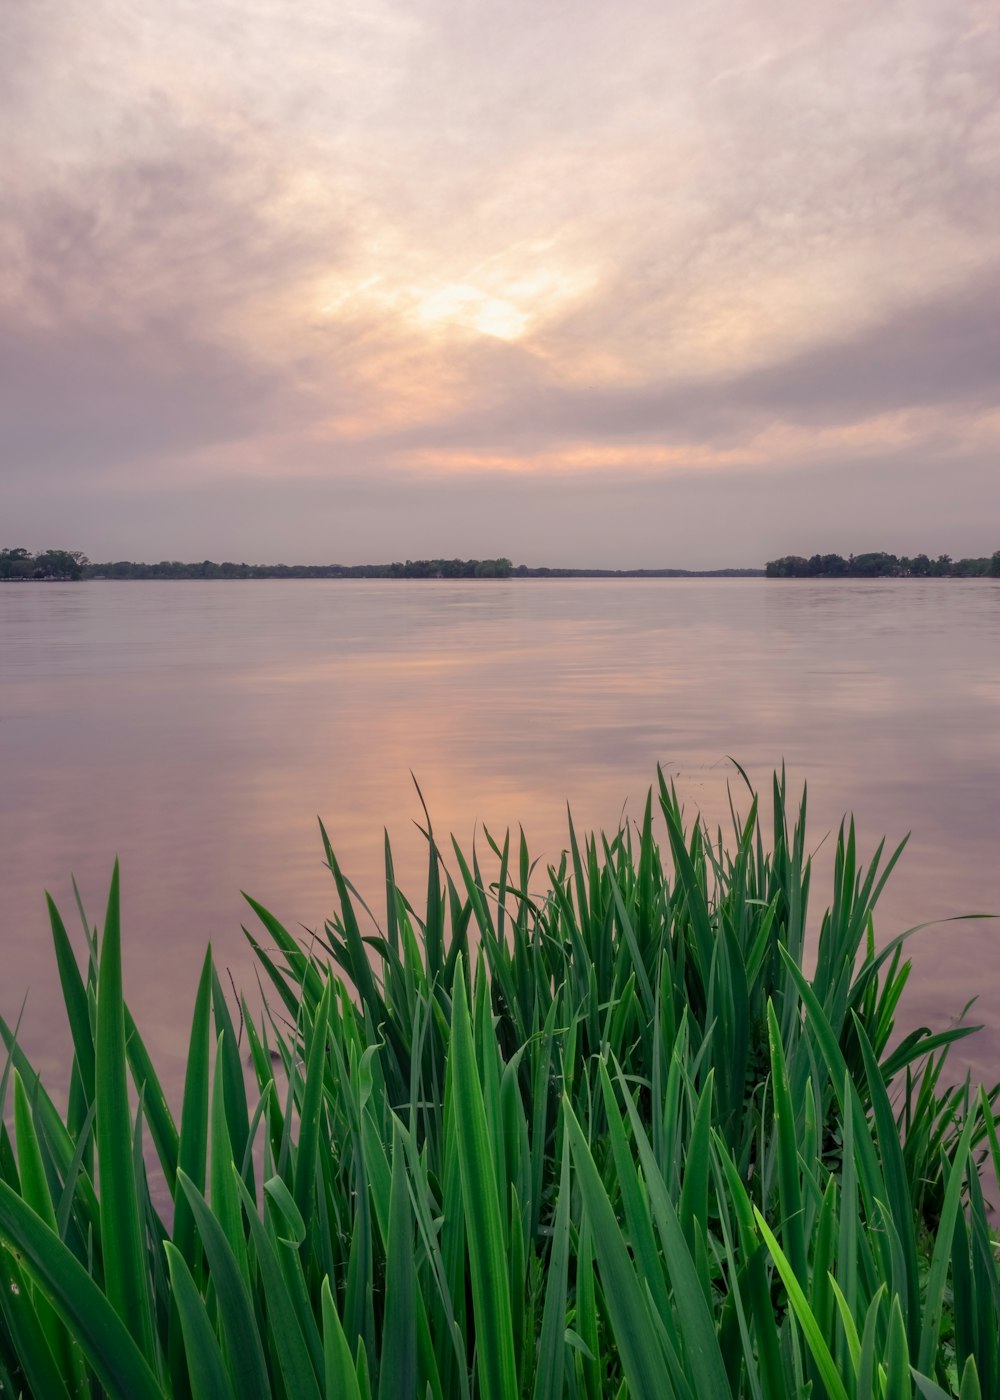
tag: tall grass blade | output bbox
[564,1097,672,1399]
[377,1121,419,1400]
[449,958,518,1400]
[176,1170,271,1395]
[95,861,157,1363]
[0,1178,164,1400]
[163,1243,236,1400]
[752,1208,849,1400]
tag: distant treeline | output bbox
[0,550,516,581]
[766,550,1000,579]
[0,548,763,581]
[510,566,763,578]
[14,545,998,583]
[87,556,518,579]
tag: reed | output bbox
[0,767,997,1398]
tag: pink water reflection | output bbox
[2,578,998,1102]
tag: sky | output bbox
[3,0,999,568]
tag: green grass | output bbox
[1,766,998,1398]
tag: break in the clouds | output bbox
[3,0,999,566]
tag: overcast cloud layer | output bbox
[3,0,999,567]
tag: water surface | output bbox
[2,579,998,1098]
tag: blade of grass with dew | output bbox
[0,1248,73,1400]
[0,1177,164,1400]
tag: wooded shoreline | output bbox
[0,548,761,580]
[4,545,999,581]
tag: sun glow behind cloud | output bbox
[413,284,527,341]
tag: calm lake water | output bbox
[2,579,998,1101]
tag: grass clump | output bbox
[0,766,998,1398]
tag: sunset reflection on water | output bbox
[2,578,998,1102]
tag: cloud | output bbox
[3,0,1000,561]
[733,267,1000,424]
[0,120,353,480]
[354,262,1000,463]
[0,316,280,478]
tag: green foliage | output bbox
[0,549,517,581]
[0,547,87,580]
[765,551,999,579]
[90,555,516,580]
[0,545,768,581]
[0,769,998,1397]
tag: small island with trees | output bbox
[765,550,1000,578]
